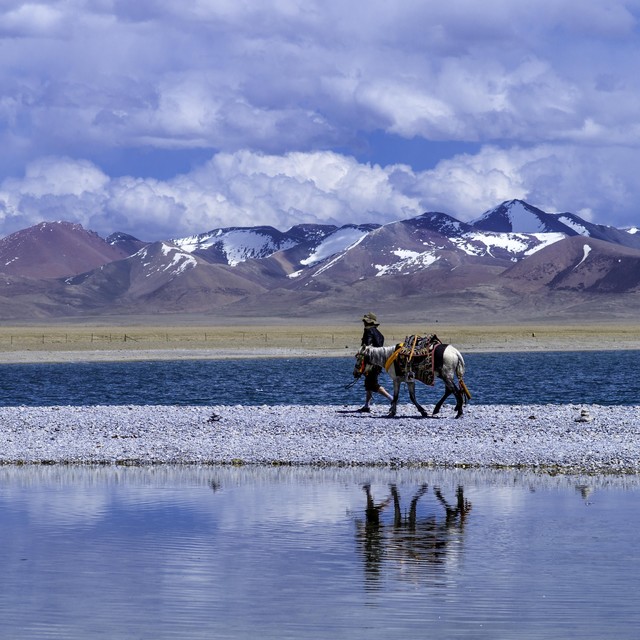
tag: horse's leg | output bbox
[388,378,400,417]
[407,381,428,417]
[432,386,451,416]
[453,384,464,418]
[440,374,464,418]
[433,366,465,417]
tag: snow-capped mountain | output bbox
[0,200,639,322]
[62,241,266,312]
[173,226,299,266]
[472,200,572,234]
[473,199,640,250]
[171,223,379,272]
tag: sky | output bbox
[1,0,640,241]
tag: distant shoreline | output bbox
[0,322,637,363]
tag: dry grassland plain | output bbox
[0,321,638,363]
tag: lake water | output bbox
[1,352,639,638]
[0,349,639,406]
[1,465,639,639]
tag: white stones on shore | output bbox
[1,404,639,473]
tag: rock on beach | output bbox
[1,404,639,474]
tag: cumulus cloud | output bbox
[416,143,640,226]
[1,0,640,235]
[2,145,640,241]
[0,151,425,238]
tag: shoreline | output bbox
[0,322,638,363]
[2,404,639,474]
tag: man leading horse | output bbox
[357,312,394,413]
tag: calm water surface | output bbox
[1,466,639,639]
[0,350,639,406]
[2,352,638,638]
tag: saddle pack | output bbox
[385,334,443,386]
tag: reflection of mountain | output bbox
[354,484,471,588]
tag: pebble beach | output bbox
[2,403,639,474]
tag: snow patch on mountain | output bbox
[504,201,549,232]
[557,215,589,235]
[300,227,370,267]
[288,227,370,278]
[309,232,369,278]
[135,243,197,278]
[162,244,197,275]
[375,250,439,276]
[524,233,567,254]
[451,231,565,259]
[574,244,592,269]
[174,229,296,266]
[222,231,293,266]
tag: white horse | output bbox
[355,343,469,418]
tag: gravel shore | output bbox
[1,403,639,474]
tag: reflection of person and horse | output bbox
[354,484,472,587]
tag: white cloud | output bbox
[415,143,640,227]
[0,2,66,37]
[2,142,640,240]
[2,0,638,155]
[1,0,640,235]
[0,151,424,239]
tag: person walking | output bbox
[358,312,393,412]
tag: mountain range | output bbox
[1,199,639,323]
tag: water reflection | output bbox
[2,466,640,640]
[356,483,472,588]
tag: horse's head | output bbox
[353,346,368,378]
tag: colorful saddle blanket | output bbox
[390,334,442,386]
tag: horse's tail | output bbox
[453,348,471,403]
[454,349,465,379]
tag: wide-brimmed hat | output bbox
[362,312,379,325]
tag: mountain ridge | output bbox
[0,199,639,323]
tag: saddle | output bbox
[386,334,442,386]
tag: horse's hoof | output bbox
[455,413,463,419]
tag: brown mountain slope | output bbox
[500,236,640,293]
[0,221,128,279]
[59,242,269,314]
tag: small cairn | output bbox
[575,408,593,423]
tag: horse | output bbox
[354,341,469,418]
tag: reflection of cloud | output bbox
[0,465,635,531]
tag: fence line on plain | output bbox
[0,332,372,349]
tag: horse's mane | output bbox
[363,345,396,367]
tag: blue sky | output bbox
[1,0,640,240]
